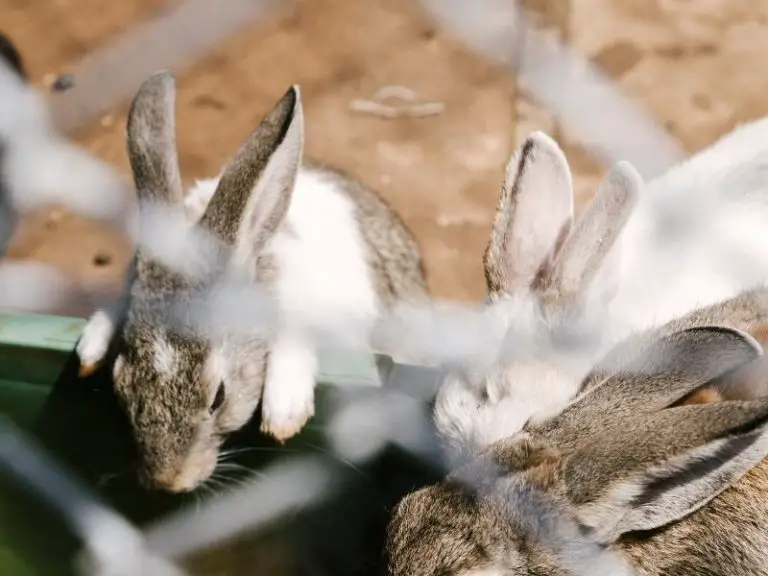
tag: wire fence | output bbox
[1,1,765,575]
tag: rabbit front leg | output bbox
[260,329,319,442]
[76,287,131,377]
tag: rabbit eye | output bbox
[210,382,226,414]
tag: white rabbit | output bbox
[434,123,768,463]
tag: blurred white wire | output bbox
[0,417,186,576]
[49,0,284,135]
[417,0,687,180]
[144,455,335,560]
[0,59,131,224]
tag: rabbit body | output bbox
[76,74,427,493]
[388,326,768,576]
[610,115,768,337]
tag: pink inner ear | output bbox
[673,388,723,406]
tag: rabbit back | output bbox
[610,116,768,335]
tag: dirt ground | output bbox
[3,0,768,312]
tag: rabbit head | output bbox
[388,326,768,576]
[76,72,304,493]
[434,133,642,461]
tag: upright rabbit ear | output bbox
[198,86,302,264]
[544,161,641,308]
[126,71,184,206]
[483,132,573,298]
[567,397,768,544]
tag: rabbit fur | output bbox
[75,72,428,493]
[387,325,768,576]
[435,124,768,463]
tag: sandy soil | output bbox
[3,0,768,308]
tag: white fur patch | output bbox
[184,177,219,222]
[204,347,229,387]
[609,116,768,337]
[152,337,178,376]
[77,309,116,367]
[261,330,319,439]
[264,168,381,345]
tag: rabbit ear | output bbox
[126,71,184,205]
[544,161,641,307]
[568,397,768,544]
[198,86,302,262]
[567,326,762,419]
[483,132,574,297]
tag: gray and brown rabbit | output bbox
[387,324,768,575]
[76,71,428,493]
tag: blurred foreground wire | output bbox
[0,417,185,576]
[50,0,284,135]
[418,0,687,179]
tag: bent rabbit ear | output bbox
[199,85,303,264]
[570,397,768,544]
[126,71,184,206]
[576,326,762,415]
[483,132,574,298]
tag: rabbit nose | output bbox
[144,468,198,493]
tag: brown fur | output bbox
[387,326,768,575]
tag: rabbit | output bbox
[0,33,131,227]
[74,71,428,493]
[386,325,768,576]
[434,123,768,464]
[432,131,642,462]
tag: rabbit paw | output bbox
[260,384,315,443]
[260,333,318,443]
[76,309,115,377]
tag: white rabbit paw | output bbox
[76,309,115,377]
[260,333,318,443]
[260,383,316,443]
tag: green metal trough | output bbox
[0,312,439,576]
